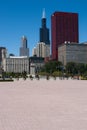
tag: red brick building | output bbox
[51,11,79,60]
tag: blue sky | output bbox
[0,0,87,56]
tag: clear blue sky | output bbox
[0,0,87,56]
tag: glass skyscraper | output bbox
[39,9,50,45]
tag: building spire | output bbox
[42,8,46,18]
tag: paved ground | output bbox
[0,78,87,130]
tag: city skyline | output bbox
[0,0,87,56]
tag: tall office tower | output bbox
[51,11,79,60]
[20,36,29,57]
[39,9,50,45]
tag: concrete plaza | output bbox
[0,78,87,130]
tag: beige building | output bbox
[36,42,46,57]
[34,42,50,58]
[32,47,37,56]
[3,56,29,73]
[0,47,7,67]
[58,42,87,65]
[45,44,50,57]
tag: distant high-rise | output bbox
[0,47,6,67]
[39,9,50,45]
[36,42,46,58]
[51,11,79,60]
[34,42,50,58]
[32,47,37,56]
[0,47,7,73]
[20,36,29,57]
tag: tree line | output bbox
[39,61,87,78]
[1,61,87,80]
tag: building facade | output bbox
[20,36,29,57]
[0,47,7,74]
[32,47,37,56]
[51,11,79,60]
[36,42,50,58]
[29,56,44,75]
[0,47,7,65]
[39,9,50,45]
[58,43,87,65]
[3,56,29,73]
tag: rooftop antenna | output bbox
[42,8,46,18]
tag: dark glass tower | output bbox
[51,11,79,60]
[39,9,50,45]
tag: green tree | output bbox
[41,61,63,74]
[22,71,27,80]
[77,63,86,75]
[66,62,78,75]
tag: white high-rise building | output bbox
[36,42,46,57]
[33,42,50,58]
[32,47,37,56]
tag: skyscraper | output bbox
[39,9,50,45]
[51,11,79,60]
[20,36,29,57]
[0,47,7,69]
